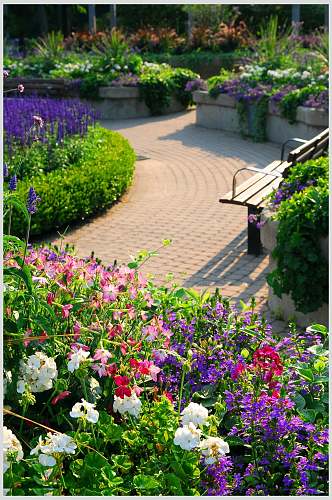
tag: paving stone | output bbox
[50,110,289,333]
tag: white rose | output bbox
[3,427,23,473]
[67,349,90,372]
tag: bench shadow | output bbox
[183,228,269,301]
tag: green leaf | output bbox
[165,473,184,495]
[292,393,306,410]
[4,266,33,292]
[296,368,315,382]
[133,474,160,491]
[298,409,317,423]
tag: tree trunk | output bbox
[57,5,63,34]
[88,5,97,34]
[110,4,117,30]
[37,5,48,35]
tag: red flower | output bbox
[47,292,55,305]
[253,345,283,382]
[51,391,71,405]
[115,386,131,398]
[105,363,117,377]
[129,358,139,369]
[114,375,130,386]
[114,375,131,398]
[164,391,173,403]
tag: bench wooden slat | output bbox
[232,161,289,204]
[220,160,282,202]
[288,128,329,163]
[249,177,284,207]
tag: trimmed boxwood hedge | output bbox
[9,126,135,238]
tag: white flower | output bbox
[181,402,209,426]
[31,432,76,467]
[70,399,99,423]
[3,427,23,473]
[114,64,121,71]
[174,423,201,451]
[301,71,311,79]
[17,352,57,393]
[67,348,90,372]
[113,393,142,418]
[39,454,57,467]
[200,437,230,464]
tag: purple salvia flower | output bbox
[3,163,9,178]
[27,186,41,214]
[8,174,17,191]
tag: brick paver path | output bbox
[52,110,282,317]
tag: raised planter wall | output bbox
[90,87,186,120]
[5,78,187,120]
[260,209,328,328]
[193,91,328,144]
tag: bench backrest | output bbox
[287,128,329,165]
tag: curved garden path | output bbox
[52,110,283,320]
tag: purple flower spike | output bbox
[8,174,17,191]
[3,163,9,178]
[27,186,41,214]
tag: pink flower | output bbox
[91,364,107,377]
[51,391,71,405]
[23,329,33,347]
[62,304,73,319]
[73,322,81,340]
[93,348,112,364]
[149,364,161,382]
[17,84,24,93]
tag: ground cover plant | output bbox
[266,157,328,314]
[4,96,135,237]
[3,238,329,495]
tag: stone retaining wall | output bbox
[193,91,328,144]
[260,209,328,327]
[90,87,186,120]
[4,78,187,119]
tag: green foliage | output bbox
[33,31,64,59]
[279,85,327,123]
[8,127,135,237]
[267,157,328,313]
[139,66,198,115]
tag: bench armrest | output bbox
[280,138,307,161]
[232,166,283,199]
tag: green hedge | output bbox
[9,127,135,238]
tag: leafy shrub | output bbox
[33,31,65,59]
[267,157,328,313]
[139,66,198,115]
[129,26,186,54]
[7,126,135,237]
[278,85,327,123]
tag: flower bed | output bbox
[3,241,329,496]
[187,48,328,142]
[4,97,135,237]
[260,157,328,326]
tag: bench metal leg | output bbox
[247,207,263,256]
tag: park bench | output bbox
[219,128,329,256]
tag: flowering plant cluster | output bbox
[267,157,328,314]
[3,239,329,495]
